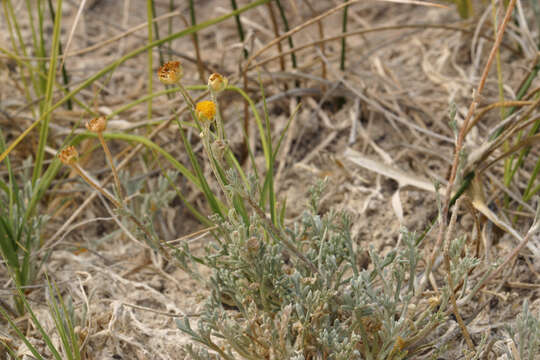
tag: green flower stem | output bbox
[201,126,232,206]
[210,90,225,141]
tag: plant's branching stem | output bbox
[443,199,475,351]
[244,196,319,275]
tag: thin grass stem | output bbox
[266,2,286,76]
[274,0,297,70]
[230,0,248,59]
[4,0,38,117]
[150,0,165,66]
[147,0,154,121]
[97,133,124,202]
[47,0,72,110]
[32,0,63,186]
[189,0,205,80]
[340,0,349,71]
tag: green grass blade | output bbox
[176,119,225,217]
[189,0,205,80]
[230,0,248,58]
[272,103,301,159]
[340,0,349,71]
[275,0,297,69]
[147,0,154,121]
[3,0,39,117]
[228,86,270,167]
[151,0,165,66]
[258,75,276,224]
[32,0,63,185]
[14,286,64,359]
[0,218,21,280]
[0,305,46,360]
[47,0,72,110]
[37,0,48,97]
[47,276,81,360]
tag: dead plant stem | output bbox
[423,0,518,298]
[98,132,124,202]
[70,163,120,208]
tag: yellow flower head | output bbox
[195,100,216,123]
[86,116,107,133]
[157,61,183,85]
[58,145,79,165]
[208,72,228,93]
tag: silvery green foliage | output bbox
[118,171,178,248]
[505,300,540,360]
[175,181,451,359]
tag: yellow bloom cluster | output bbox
[195,100,216,123]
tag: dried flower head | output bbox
[428,296,441,309]
[86,116,107,133]
[395,336,407,351]
[246,237,260,254]
[211,139,227,159]
[58,145,79,165]
[157,61,183,85]
[208,72,228,93]
[195,100,216,123]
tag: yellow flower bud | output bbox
[58,145,79,165]
[86,116,107,133]
[157,61,183,85]
[195,100,216,123]
[208,72,228,93]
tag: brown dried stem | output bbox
[97,132,124,202]
[69,163,121,208]
[421,0,518,299]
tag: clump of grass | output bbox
[0,130,48,315]
[0,277,86,360]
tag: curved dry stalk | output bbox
[419,0,519,301]
[246,23,510,71]
[465,100,534,135]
